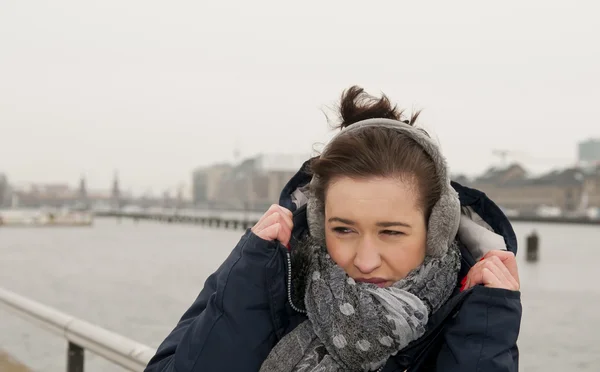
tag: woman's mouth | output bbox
[355,277,390,288]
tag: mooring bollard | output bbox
[526,230,539,262]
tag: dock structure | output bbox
[93,209,600,228]
[95,209,264,230]
[0,209,94,227]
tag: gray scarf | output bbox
[259,237,460,372]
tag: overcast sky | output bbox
[1,0,599,195]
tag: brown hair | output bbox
[310,86,441,221]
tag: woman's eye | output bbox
[381,230,404,236]
[332,227,353,234]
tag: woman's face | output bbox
[324,176,427,287]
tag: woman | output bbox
[145,87,522,372]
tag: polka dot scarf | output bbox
[260,239,461,372]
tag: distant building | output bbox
[78,176,89,209]
[192,164,232,206]
[465,141,600,213]
[247,153,307,209]
[12,183,76,208]
[254,153,309,173]
[578,139,600,166]
[468,165,600,213]
[582,165,600,209]
[472,163,527,187]
[0,173,9,207]
[111,171,121,208]
[8,180,114,209]
[192,153,310,210]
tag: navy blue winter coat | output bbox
[145,163,522,372]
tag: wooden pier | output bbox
[94,209,600,229]
[95,210,262,230]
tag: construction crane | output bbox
[492,149,527,167]
[492,149,510,167]
[233,137,241,164]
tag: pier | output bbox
[508,214,600,225]
[95,209,264,230]
[94,209,600,229]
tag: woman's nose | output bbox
[353,239,382,274]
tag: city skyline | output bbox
[2,130,592,193]
[3,141,598,198]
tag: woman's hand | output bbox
[251,204,294,247]
[462,250,520,291]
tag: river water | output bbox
[0,219,598,371]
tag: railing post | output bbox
[67,342,84,372]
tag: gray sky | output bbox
[1,0,599,194]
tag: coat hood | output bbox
[278,159,518,278]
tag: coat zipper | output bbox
[286,250,307,314]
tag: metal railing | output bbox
[0,287,157,371]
